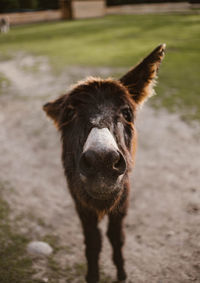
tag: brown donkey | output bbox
[43,44,166,282]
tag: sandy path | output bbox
[0,55,199,282]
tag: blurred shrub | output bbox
[0,0,59,13]
[106,0,187,6]
[189,0,200,3]
[37,0,59,10]
[19,0,38,9]
[0,0,20,13]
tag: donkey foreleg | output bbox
[77,207,102,283]
[107,210,127,281]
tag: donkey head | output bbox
[43,44,165,209]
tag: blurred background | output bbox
[0,1,200,282]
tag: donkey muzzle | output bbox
[79,148,126,178]
[79,127,126,196]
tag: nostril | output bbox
[82,153,92,169]
[79,150,96,176]
[113,151,126,175]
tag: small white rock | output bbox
[27,241,53,256]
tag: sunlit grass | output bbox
[0,14,199,120]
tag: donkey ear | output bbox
[120,44,166,104]
[43,95,65,124]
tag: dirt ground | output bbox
[0,54,199,283]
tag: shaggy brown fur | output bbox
[43,44,166,282]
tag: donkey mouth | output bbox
[80,174,124,200]
[86,185,121,200]
[87,189,119,200]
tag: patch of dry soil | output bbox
[0,55,199,282]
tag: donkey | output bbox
[43,44,166,282]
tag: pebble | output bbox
[27,241,53,256]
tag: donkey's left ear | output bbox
[120,44,166,105]
[43,95,65,125]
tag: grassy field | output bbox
[0,14,200,120]
[0,13,200,283]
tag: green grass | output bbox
[0,72,11,95]
[0,14,200,120]
[0,188,41,283]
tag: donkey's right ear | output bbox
[43,95,65,124]
[119,44,166,105]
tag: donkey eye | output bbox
[65,107,76,122]
[121,108,132,122]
